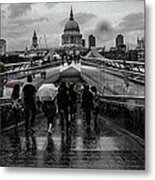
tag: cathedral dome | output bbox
[64,20,80,32]
[64,7,80,33]
[61,7,82,47]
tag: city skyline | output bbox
[0,1,144,51]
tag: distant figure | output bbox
[81,85,94,133]
[42,98,56,134]
[11,84,21,132]
[22,75,36,136]
[57,82,69,136]
[61,54,65,66]
[91,86,100,133]
[68,83,77,122]
[123,82,131,95]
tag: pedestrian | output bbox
[42,98,56,134]
[123,82,131,95]
[81,85,94,134]
[57,81,69,136]
[11,84,21,132]
[22,75,36,136]
[68,83,77,122]
[91,86,100,134]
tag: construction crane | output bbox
[44,34,48,49]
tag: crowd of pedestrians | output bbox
[11,76,100,139]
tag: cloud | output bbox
[95,21,114,36]
[1,9,5,18]
[74,12,96,25]
[117,12,144,32]
[44,2,59,9]
[2,17,49,31]
[1,4,9,18]
[8,3,33,18]
[60,12,96,26]
[84,21,115,42]
[84,13,144,48]
[13,17,49,27]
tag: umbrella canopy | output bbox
[5,79,24,88]
[37,83,58,101]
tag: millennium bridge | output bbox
[0,50,145,169]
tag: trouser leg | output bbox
[25,108,30,133]
[85,110,91,128]
[30,106,36,128]
[64,109,70,136]
[60,110,65,133]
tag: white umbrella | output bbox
[37,83,58,101]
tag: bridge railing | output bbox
[0,99,44,131]
[81,57,145,91]
[0,61,62,80]
[0,93,145,139]
[81,56,145,77]
[0,102,21,130]
[99,95,145,139]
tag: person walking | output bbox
[91,86,100,134]
[57,82,69,136]
[22,75,36,136]
[11,84,21,132]
[68,83,77,122]
[81,85,94,134]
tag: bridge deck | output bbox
[0,106,145,169]
[0,62,145,169]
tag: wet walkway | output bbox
[0,106,145,169]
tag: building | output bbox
[82,39,85,47]
[110,47,117,52]
[116,34,124,47]
[116,34,126,51]
[0,39,6,56]
[127,50,138,61]
[88,35,96,49]
[117,44,126,51]
[136,37,145,61]
[137,37,145,50]
[31,30,39,50]
[61,7,82,48]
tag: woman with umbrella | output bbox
[37,84,58,134]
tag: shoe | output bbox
[48,124,53,134]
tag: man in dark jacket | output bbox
[22,75,36,136]
[57,82,69,136]
[68,83,77,122]
[81,85,94,133]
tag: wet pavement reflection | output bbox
[0,110,145,169]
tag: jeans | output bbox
[24,105,36,133]
[59,108,69,135]
[84,109,91,129]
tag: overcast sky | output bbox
[0,0,144,51]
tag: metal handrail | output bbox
[0,61,61,77]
